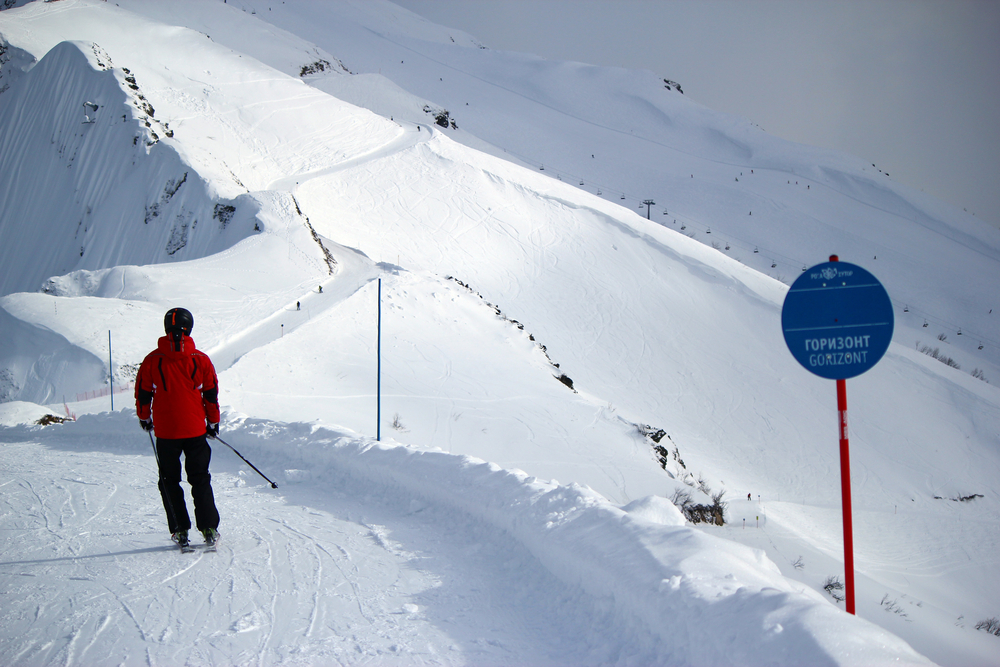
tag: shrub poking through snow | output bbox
[299,53,350,76]
[823,575,845,603]
[975,617,1000,636]
[391,413,408,432]
[36,414,69,425]
[669,488,727,525]
[880,595,909,618]
[918,344,960,369]
[933,493,984,502]
[214,203,236,229]
[299,59,331,76]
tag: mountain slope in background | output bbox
[1,1,998,665]
[200,0,1000,379]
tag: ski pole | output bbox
[148,430,181,531]
[212,434,278,488]
[148,429,160,465]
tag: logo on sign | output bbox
[781,260,894,380]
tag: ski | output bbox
[178,541,195,554]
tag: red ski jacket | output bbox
[135,334,220,439]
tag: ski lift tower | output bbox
[642,199,655,220]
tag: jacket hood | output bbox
[157,334,197,356]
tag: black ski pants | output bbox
[155,435,220,534]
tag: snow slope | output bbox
[1,1,999,665]
[0,412,931,666]
[196,0,1000,379]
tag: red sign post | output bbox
[836,377,856,613]
[781,255,894,615]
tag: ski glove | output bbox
[140,418,154,432]
[206,422,219,439]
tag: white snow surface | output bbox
[0,1,998,665]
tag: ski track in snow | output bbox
[0,435,657,666]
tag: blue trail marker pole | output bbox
[377,278,381,442]
[109,331,113,412]
[781,254,894,615]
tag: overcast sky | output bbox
[393,0,1000,228]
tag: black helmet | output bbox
[164,307,194,335]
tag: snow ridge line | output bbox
[229,417,932,667]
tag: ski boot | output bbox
[172,530,193,552]
[201,528,219,549]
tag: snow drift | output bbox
[0,409,933,665]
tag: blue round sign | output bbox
[781,259,894,379]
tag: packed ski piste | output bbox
[2,1,999,665]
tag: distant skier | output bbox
[135,307,221,549]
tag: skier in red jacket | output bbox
[135,307,221,549]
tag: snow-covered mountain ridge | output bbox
[63,0,1000,378]
[1,1,998,665]
[0,39,226,295]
